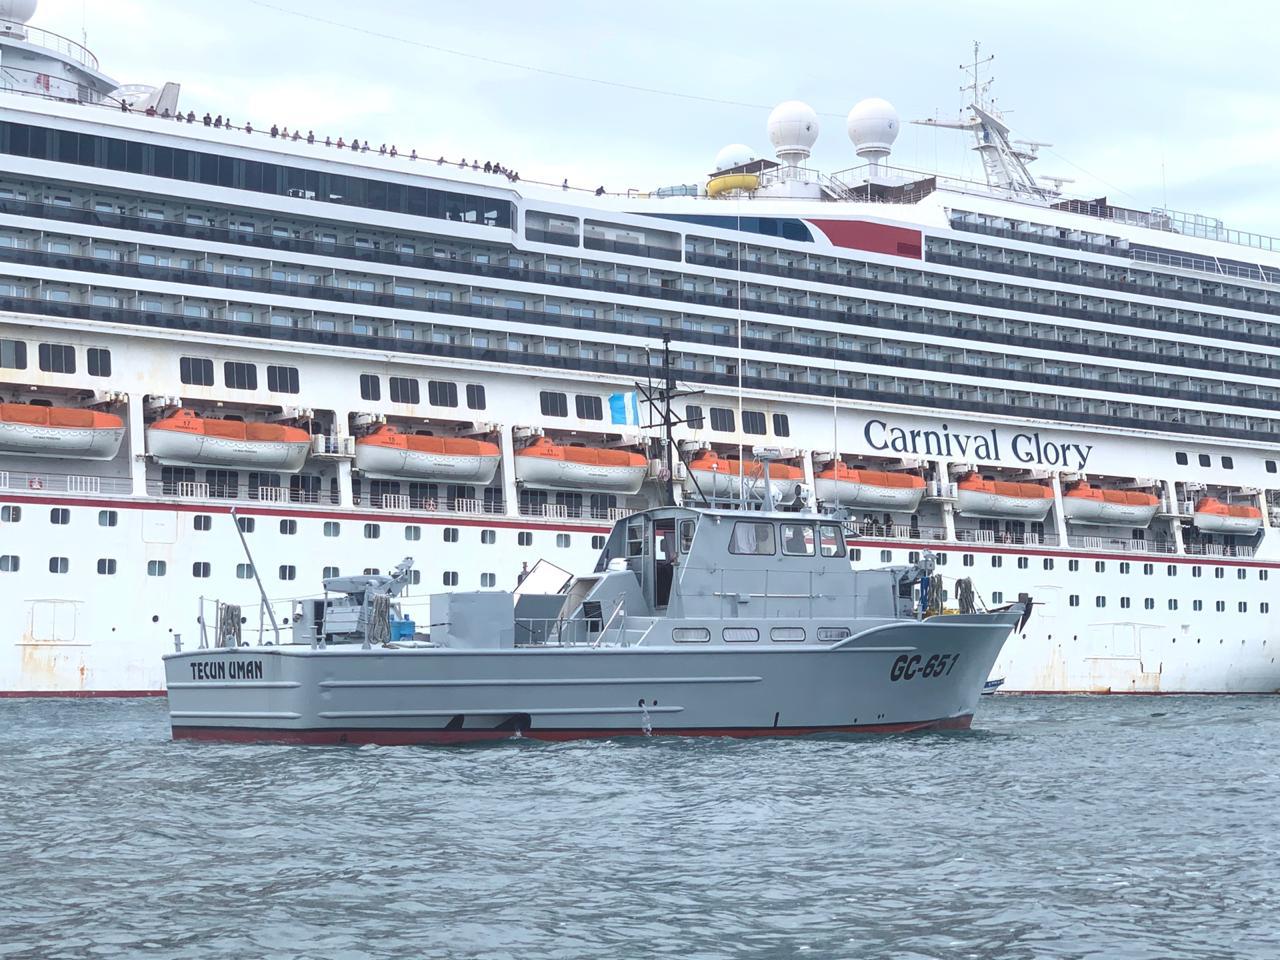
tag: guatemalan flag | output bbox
[609,391,641,426]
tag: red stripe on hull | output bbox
[0,689,166,699]
[171,715,973,745]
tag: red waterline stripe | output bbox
[996,689,1280,696]
[171,715,973,745]
[0,689,167,699]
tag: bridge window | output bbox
[684,405,704,429]
[819,524,845,558]
[709,407,735,432]
[267,365,300,394]
[223,361,257,390]
[389,377,419,404]
[38,342,75,374]
[0,338,25,369]
[428,380,458,407]
[781,523,814,556]
[772,414,790,437]
[180,356,214,385]
[87,348,111,378]
[730,521,775,555]
[742,410,766,435]
[575,395,603,420]
[466,384,486,410]
[539,391,568,417]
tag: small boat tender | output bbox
[0,403,125,460]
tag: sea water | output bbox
[1,696,1277,960]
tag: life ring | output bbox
[27,477,43,490]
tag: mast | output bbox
[663,335,675,507]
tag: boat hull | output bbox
[1193,513,1262,535]
[956,488,1053,520]
[815,478,925,511]
[147,428,310,471]
[0,420,125,460]
[686,469,798,501]
[355,443,500,483]
[163,614,1015,744]
[515,457,646,493]
[1063,499,1157,527]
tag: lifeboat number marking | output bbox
[890,653,958,681]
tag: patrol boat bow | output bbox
[164,498,1026,744]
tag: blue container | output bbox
[390,619,416,643]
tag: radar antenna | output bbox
[912,42,1048,199]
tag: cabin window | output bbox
[192,562,211,578]
[443,571,459,586]
[817,627,852,642]
[556,534,571,548]
[38,343,75,374]
[1266,460,1277,474]
[323,521,340,537]
[98,510,117,527]
[0,555,18,572]
[0,506,20,523]
[575,395,603,420]
[359,373,381,401]
[723,627,759,643]
[709,407,735,432]
[96,559,117,576]
[405,525,422,541]
[192,514,211,531]
[1175,452,1188,465]
[678,520,695,553]
[1197,454,1210,467]
[223,361,257,390]
[279,566,297,581]
[147,560,166,576]
[729,521,775,555]
[539,391,568,417]
[481,573,496,587]
[1068,595,1079,607]
[770,627,805,643]
[818,524,845,558]
[1221,456,1234,469]
[48,557,69,574]
[479,529,495,545]
[672,627,710,643]
[684,405,704,429]
[518,531,532,546]
[389,377,419,404]
[443,527,459,543]
[323,566,339,579]
[87,348,112,378]
[428,380,458,407]
[781,523,815,556]
[267,365,300,394]
[49,508,70,525]
[466,384,486,410]
[772,414,790,438]
[279,519,297,535]
[180,356,214,386]
[742,410,766,435]
[0,338,26,369]
[364,523,381,539]
[236,563,253,579]
[591,535,605,549]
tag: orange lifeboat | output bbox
[1062,483,1159,527]
[0,403,125,460]
[356,425,500,483]
[147,410,311,471]
[956,473,1053,520]
[684,449,804,500]
[814,463,925,511]
[1192,497,1262,535]
[515,437,647,493]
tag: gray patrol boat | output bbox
[163,501,1028,744]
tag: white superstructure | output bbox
[0,15,1276,696]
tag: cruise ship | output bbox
[0,6,1276,696]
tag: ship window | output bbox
[466,384,486,410]
[1265,460,1277,474]
[359,374,381,401]
[1017,557,1029,569]
[709,407,735,432]
[87,348,111,378]
[428,380,458,407]
[819,524,845,558]
[770,627,805,643]
[1263,603,1271,613]
[98,510,117,527]
[236,516,254,533]
[1261,571,1270,581]
[481,529,496,544]
[1069,595,1079,607]
[723,627,760,643]
[279,565,296,581]
[266,365,300,394]
[1193,599,1203,611]
[539,391,568,417]
[38,343,75,374]
[364,523,381,539]
[1095,596,1105,608]
[991,556,1003,568]
[364,568,381,576]
[95,558,117,576]
[279,519,297,535]
[323,566,339,578]
[1169,599,1178,610]
[1221,456,1234,469]
[556,534,571,548]
[851,549,862,561]
[1175,452,1188,465]
[0,506,20,522]
[518,531,532,546]
[0,555,18,572]
[324,521,340,537]
[147,560,166,576]
[180,357,214,386]
[1120,597,1131,609]
[672,627,710,643]
[742,410,766,435]
[1238,568,1247,580]
[1216,600,1226,612]
[1214,568,1224,579]
[0,338,26,369]
[817,627,852,642]
[1068,560,1079,572]
[192,562,211,578]
[992,592,1003,604]
[1120,562,1130,574]
[1143,563,1154,575]
[1095,561,1105,572]
[772,414,790,438]
[405,525,421,541]
[963,554,974,567]
[1198,454,1210,467]
[781,523,815,556]
[48,556,68,574]
[389,377,419,404]
[1192,566,1202,577]
[1043,559,1054,570]
[591,535,605,549]
[881,550,892,563]
[236,563,253,580]
[575,395,603,420]
[443,571,459,586]
[49,508,70,525]
[443,527,459,542]
[685,405,704,429]
[193,514,211,531]
[1167,565,1177,577]
[480,572,496,588]
[223,361,257,390]
[730,521,775,555]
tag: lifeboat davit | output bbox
[1192,497,1263,535]
[815,463,925,511]
[684,450,804,500]
[956,474,1053,520]
[147,410,310,471]
[1063,483,1159,527]
[0,403,125,460]
[515,437,647,493]
[355,426,500,483]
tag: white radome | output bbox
[0,0,38,24]
[847,97,900,155]
[767,100,819,156]
[713,143,757,173]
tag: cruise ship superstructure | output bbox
[0,9,1275,696]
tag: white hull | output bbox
[515,457,646,494]
[955,488,1054,520]
[1063,498,1158,528]
[814,478,925,511]
[146,429,310,472]
[355,444,500,484]
[0,422,124,460]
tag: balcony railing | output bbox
[0,469,131,496]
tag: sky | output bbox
[24,0,1280,235]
